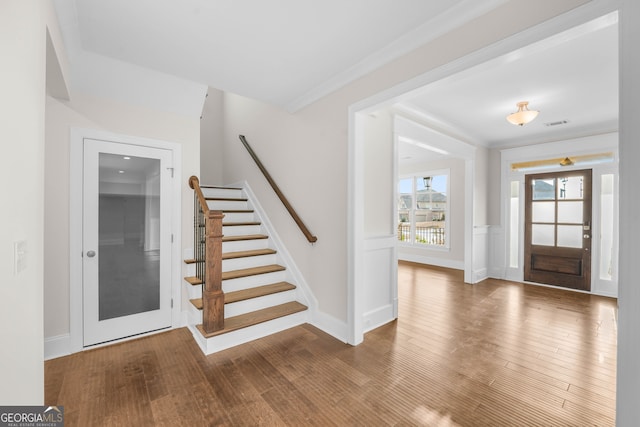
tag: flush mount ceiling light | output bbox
[506,101,539,126]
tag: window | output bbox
[599,174,615,281]
[398,171,449,247]
[509,180,519,268]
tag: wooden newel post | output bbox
[202,210,225,334]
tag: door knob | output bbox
[86,250,96,258]
[583,234,590,239]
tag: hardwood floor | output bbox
[45,262,617,426]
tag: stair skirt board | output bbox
[188,310,308,355]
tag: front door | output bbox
[524,169,592,291]
[82,138,173,346]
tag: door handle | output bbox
[583,234,590,239]
[86,250,96,258]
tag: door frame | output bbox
[69,128,182,353]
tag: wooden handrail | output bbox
[238,135,318,243]
[189,176,210,214]
[189,175,225,334]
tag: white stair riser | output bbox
[222,239,270,252]
[189,311,308,355]
[222,254,278,271]
[223,270,288,293]
[187,307,201,326]
[224,290,297,318]
[222,212,256,223]
[188,286,297,316]
[188,283,202,300]
[201,188,244,199]
[222,224,262,236]
[207,200,248,211]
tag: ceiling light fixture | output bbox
[506,101,539,126]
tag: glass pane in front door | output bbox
[98,153,161,320]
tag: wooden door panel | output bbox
[531,254,582,275]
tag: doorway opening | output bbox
[348,8,619,345]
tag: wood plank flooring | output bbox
[45,262,617,426]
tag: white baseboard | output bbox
[309,310,349,343]
[363,304,396,334]
[45,334,71,360]
[473,267,489,283]
[398,253,464,270]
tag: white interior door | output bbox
[82,138,172,346]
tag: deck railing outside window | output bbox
[398,223,446,246]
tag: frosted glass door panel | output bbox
[557,201,583,224]
[532,202,555,223]
[532,224,555,246]
[557,225,583,248]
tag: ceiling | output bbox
[53,0,508,112]
[53,1,618,160]
[396,13,619,164]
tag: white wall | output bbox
[474,146,490,226]
[200,87,224,184]
[398,157,466,268]
[487,148,502,225]
[0,0,61,405]
[221,93,349,324]
[44,93,200,342]
[363,109,394,236]
[617,0,640,424]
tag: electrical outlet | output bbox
[14,240,27,275]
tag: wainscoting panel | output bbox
[363,236,397,332]
[472,226,489,283]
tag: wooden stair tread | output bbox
[223,248,276,260]
[189,281,296,309]
[223,221,261,227]
[184,258,196,264]
[223,234,268,242]
[185,264,285,286]
[222,264,285,280]
[196,302,307,338]
[184,276,203,285]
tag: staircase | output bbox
[184,184,309,354]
